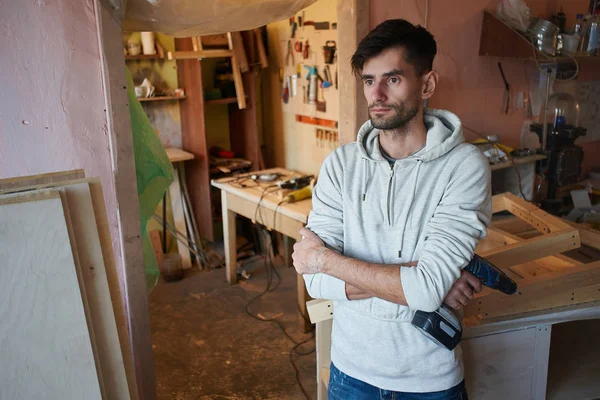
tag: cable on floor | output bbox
[242,226,315,400]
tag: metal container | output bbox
[528,18,560,55]
[561,34,581,53]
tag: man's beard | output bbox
[369,101,419,131]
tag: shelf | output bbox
[125,54,163,61]
[138,96,186,102]
[489,154,547,172]
[479,11,600,64]
[205,97,238,105]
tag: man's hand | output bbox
[292,227,327,274]
[443,270,482,310]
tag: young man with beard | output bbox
[292,19,491,399]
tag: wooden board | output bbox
[0,190,102,399]
[59,183,132,399]
[165,147,195,163]
[169,167,192,269]
[0,169,85,192]
[87,179,139,400]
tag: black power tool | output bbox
[411,254,519,350]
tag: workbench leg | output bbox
[283,235,294,268]
[169,165,192,269]
[316,318,333,400]
[297,273,312,333]
[532,325,552,400]
[221,191,237,284]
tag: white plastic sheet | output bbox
[123,0,317,37]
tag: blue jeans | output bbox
[328,363,468,400]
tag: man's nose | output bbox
[371,82,387,103]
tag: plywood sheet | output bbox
[0,190,102,399]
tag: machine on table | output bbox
[531,92,587,214]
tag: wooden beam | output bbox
[480,230,580,268]
[491,193,506,214]
[563,220,600,252]
[337,0,370,145]
[175,37,214,241]
[167,49,233,60]
[94,2,155,398]
[228,47,262,170]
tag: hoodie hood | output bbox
[356,108,464,163]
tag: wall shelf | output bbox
[479,10,600,64]
[205,97,238,105]
[138,96,186,102]
[125,54,163,61]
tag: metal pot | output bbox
[528,18,559,55]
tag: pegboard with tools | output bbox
[278,8,339,126]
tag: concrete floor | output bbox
[150,254,317,400]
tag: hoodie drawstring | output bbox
[362,158,374,201]
[398,160,423,255]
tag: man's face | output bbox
[361,47,423,131]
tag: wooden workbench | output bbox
[211,168,313,328]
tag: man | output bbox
[292,19,491,399]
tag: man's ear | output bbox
[422,70,438,100]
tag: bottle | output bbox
[587,21,598,54]
[574,14,584,35]
[557,7,567,32]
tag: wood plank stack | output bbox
[0,171,138,399]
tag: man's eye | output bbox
[389,77,399,84]
[365,79,374,86]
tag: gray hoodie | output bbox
[304,109,492,392]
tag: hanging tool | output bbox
[322,41,337,64]
[411,254,520,350]
[303,21,330,30]
[334,64,338,89]
[291,21,297,38]
[294,40,303,53]
[497,62,510,114]
[282,76,289,104]
[303,40,310,60]
[316,84,326,112]
[318,70,332,89]
[324,65,332,83]
[286,40,294,66]
[304,65,317,104]
[296,63,302,78]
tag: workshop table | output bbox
[211,168,313,329]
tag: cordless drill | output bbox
[411,254,519,350]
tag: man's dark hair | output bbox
[351,19,437,77]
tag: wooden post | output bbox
[337,0,370,145]
[94,1,155,398]
[175,37,214,241]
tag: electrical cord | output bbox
[272,199,287,232]
[242,227,315,400]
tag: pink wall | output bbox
[369,0,599,176]
[0,2,125,283]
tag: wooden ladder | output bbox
[168,32,248,109]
